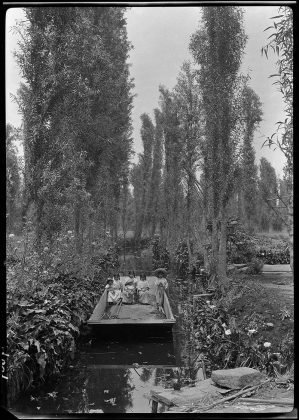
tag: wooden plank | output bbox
[87,289,108,322]
[237,398,294,406]
[151,400,158,413]
[163,292,175,320]
[200,379,271,413]
[87,318,175,325]
[150,391,175,407]
[263,264,291,272]
[86,364,177,369]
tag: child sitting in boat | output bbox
[136,273,151,305]
[113,273,123,293]
[122,272,136,304]
[105,278,122,305]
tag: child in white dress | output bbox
[136,273,151,304]
[105,278,122,305]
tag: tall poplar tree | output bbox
[16,7,133,249]
[159,86,184,249]
[173,61,203,264]
[190,6,247,280]
[147,109,163,236]
[134,114,155,241]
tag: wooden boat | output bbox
[87,276,176,330]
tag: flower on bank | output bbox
[224,329,231,336]
[8,233,15,238]
[248,329,257,335]
[67,230,73,234]
[263,342,271,348]
[222,323,227,328]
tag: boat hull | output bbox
[87,277,176,335]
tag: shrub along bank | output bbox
[172,274,293,380]
[228,228,290,265]
[7,274,106,404]
[6,231,119,404]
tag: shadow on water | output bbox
[10,333,182,415]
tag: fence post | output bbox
[151,400,158,413]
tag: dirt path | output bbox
[260,269,293,305]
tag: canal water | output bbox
[10,330,186,415]
[10,254,192,415]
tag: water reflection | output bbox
[86,368,134,413]
[11,337,181,414]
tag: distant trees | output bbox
[238,85,263,231]
[15,7,133,250]
[6,124,23,233]
[258,157,280,231]
[134,114,155,241]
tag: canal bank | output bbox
[7,261,294,415]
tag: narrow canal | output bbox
[11,324,185,414]
[10,253,192,415]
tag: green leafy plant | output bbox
[175,241,189,279]
[152,236,170,270]
[247,258,264,274]
[6,230,117,404]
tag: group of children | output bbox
[105,269,168,306]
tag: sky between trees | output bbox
[6,5,287,176]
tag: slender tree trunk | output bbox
[218,212,227,280]
[237,190,243,222]
[186,173,193,268]
[201,214,209,271]
[88,212,94,252]
[35,200,44,250]
[75,202,82,254]
[151,214,157,237]
[135,188,146,242]
[211,219,218,275]
[287,193,293,272]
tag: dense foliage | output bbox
[152,236,170,270]
[6,230,119,402]
[227,224,289,264]
[175,276,293,377]
[15,7,133,248]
